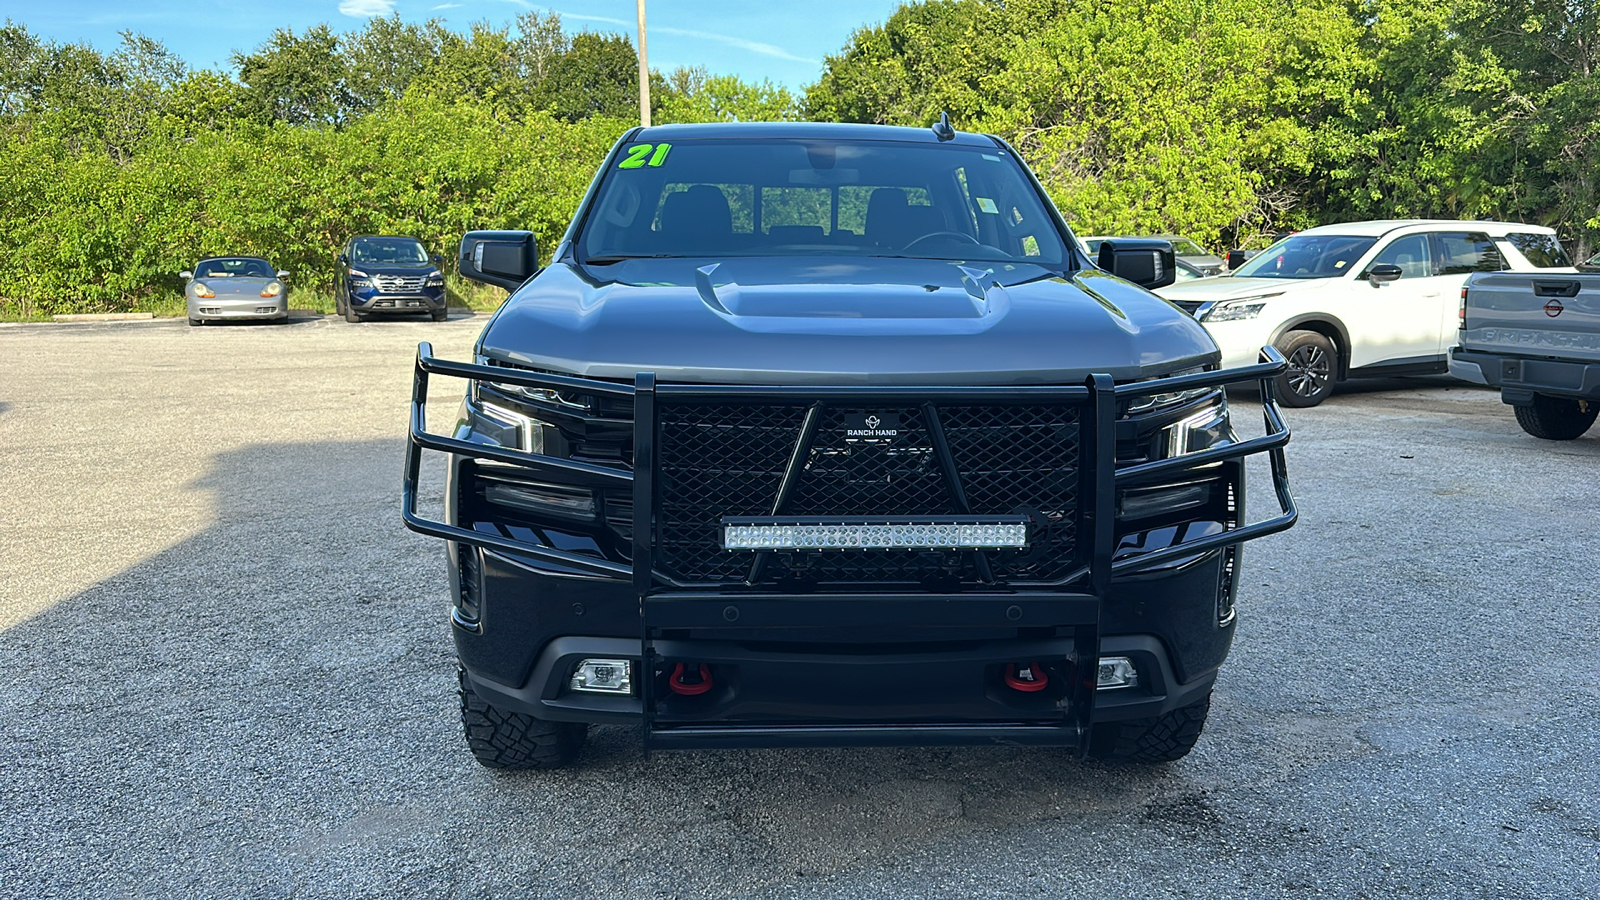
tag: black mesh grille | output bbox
[655,400,1082,586]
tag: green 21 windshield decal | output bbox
[618,142,672,169]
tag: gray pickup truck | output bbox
[1451,271,1600,439]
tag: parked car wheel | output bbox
[1089,694,1211,763]
[458,665,586,769]
[344,294,363,324]
[432,308,450,323]
[187,316,202,327]
[1513,395,1598,440]
[1274,330,1336,408]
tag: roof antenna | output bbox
[932,111,955,142]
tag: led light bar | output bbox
[722,518,1029,551]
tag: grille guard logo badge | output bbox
[845,412,900,441]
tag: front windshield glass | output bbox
[1235,234,1376,279]
[195,258,273,278]
[579,138,1070,265]
[351,238,429,265]
[1168,237,1207,256]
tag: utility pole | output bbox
[636,0,650,127]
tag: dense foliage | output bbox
[0,1,1594,316]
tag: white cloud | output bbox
[652,26,816,64]
[492,1,815,63]
[431,2,463,8]
[338,0,397,16]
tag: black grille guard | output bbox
[402,344,1298,594]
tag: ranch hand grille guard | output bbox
[403,343,1298,592]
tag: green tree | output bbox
[232,25,350,126]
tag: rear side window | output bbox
[1431,232,1506,275]
[1504,232,1572,268]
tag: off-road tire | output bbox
[458,665,586,769]
[1089,693,1211,763]
[1514,394,1598,440]
[1273,330,1337,408]
[431,308,450,322]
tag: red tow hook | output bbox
[1004,661,1050,692]
[668,663,714,696]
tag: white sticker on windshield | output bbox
[976,197,999,214]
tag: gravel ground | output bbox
[0,315,1595,899]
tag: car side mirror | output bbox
[276,270,290,280]
[1367,264,1402,284]
[431,254,444,266]
[337,254,348,265]
[1097,238,1177,290]
[460,230,539,291]
[179,271,192,281]
[1226,249,1255,271]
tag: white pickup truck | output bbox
[1450,272,1600,439]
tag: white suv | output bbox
[1157,220,1574,406]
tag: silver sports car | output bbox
[183,257,290,325]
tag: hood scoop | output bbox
[690,261,1006,320]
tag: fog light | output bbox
[1096,656,1138,690]
[484,481,595,520]
[570,659,632,694]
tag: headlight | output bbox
[1165,396,1232,457]
[426,270,445,286]
[192,283,215,299]
[348,269,368,278]
[1199,295,1279,323]
[1124,366,1213,414]
[259,282,282,298]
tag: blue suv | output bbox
[336,236,449,322]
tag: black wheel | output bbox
[1273,329,1336,408]
[187,316,202,327]
[1089,694,1211,763]
[431,308,450,322]
[344,293,362,323]
[458,665,586,769]
[1514,394,1598,440]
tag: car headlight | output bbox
[1124,366,1214,415]
[426,270,445,286]
[192,283,215,299]
[348,269,371,286]
[1199,294,1280,323]
[1165,395,1232,458]
[259,282,282,298]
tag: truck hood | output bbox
[1157,275,1330,303]
[478,257,1220,385]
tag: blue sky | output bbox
[6,0,907,88]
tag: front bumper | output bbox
[403,346,1297,752]
[349,283,445,313]
[1451,348,1600,402]
[189,297,287,320]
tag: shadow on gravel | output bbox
[0,437,1208,897]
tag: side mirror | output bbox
[276,270,290,280]
[460,230,539,291]
[179,271,193,281]
[1097,238,1177,290]
[431,254,444,266]
[1226,249,1256,271]
[1367,264,1402,284]
[337,254,348,265]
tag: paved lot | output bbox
[0,315,1595,898]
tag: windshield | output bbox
[579,138,1070,265]
[1168,237,1208,256]
[195,258,273,278]
[351,238,429,265]
[1234,234,1376,279]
